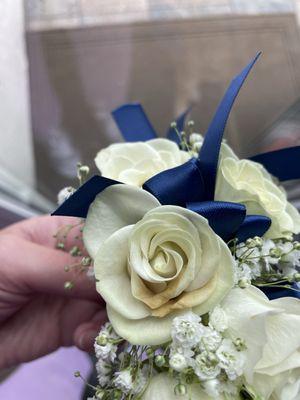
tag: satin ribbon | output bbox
[112,104,157,142]
[112,103,191,144]
[261,284,300,300]
[187,201,246,241]
[53,53,270,243]
[251,146,300,181]
[236,215,271,243]
[54,175,120,218]
[198,52,261,200]
[144,53,262,204]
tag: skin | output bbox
[0,215,106,370]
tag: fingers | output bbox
[0,298,104,369]
[2,215,84,251]
[0,234,101,302]
[74,309,108,352]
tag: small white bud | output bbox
[174,383,187,396]
[154,355,165,367]
[57,186,75,205]
[270,248,282,258]
[192,142,202,153]
[169,353,188,372]
[96,334,108,346]
[189,133,203,144]
[239,278,250,288]
[77,164,90,183]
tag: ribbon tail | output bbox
[112,103,157,142]
[250,145,300,181]
[186,201,246,241]
[198,52,261,200]
[261,284,300,300]
[52,175,121,218]
[236,214,271,243]
[167,106,192,144]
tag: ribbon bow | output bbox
[53,53,300,242]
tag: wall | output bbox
[0,0,35,192]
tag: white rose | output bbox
[222,286,300,400]
[215,155,300,239]
[83,184,234,345]
[141,373,224,400]
[95,138,191,186]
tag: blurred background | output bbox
[1,0,300,398]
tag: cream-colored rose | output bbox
[83,184,234,345]
[214,150,300,239]
[141,373,224,400]
[222,286,300,400]
[95,138,191,186]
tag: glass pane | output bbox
[24,0,300,204]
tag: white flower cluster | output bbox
[91,323,148,399]
[114,368,148,396]
[94,322,118,363]
[169,310,246,398]
[233,236,300,288]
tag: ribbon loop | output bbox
[236,215,271,243]
[143,158,205,206]
[198,52,261,200]
[112,104,157,142]
[186,201,246,241]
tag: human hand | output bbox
[0,215,106,370]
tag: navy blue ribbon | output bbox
[261,284,300,300]
[143,157,205,206]
[54,53,270,244]
[54,175,120,218]
[187,201,246,241]
[236,215,271,243]
[144,53,262,204]
[113,103,191,144]
[251,146,300,181]
[112,104,157,142]
[198,52,261,200]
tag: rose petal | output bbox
[107,305,187,345]
[222,286,284,381]
[147,138,181,156]
[83,184,160,258]
[96,156,133,180]
[139,206,217,288]
[255,312,300,373]
[94,225,150,319]
[152,274,217,317]
[256,351,300,376]
[192,236,234,316]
